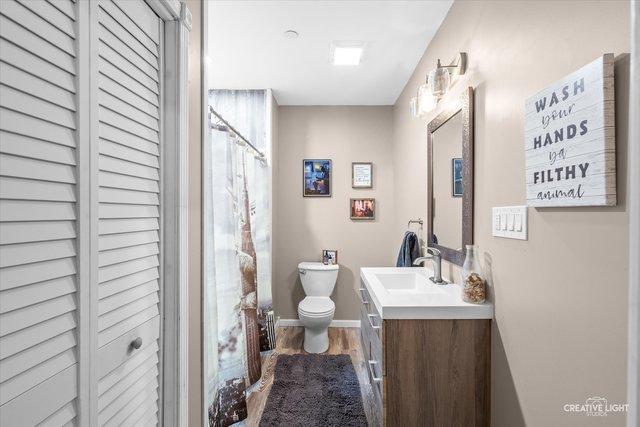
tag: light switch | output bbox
[492,206,528,240]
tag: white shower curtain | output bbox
[205,90,273,426]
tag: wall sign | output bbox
[352,162,373,188]
[524,54,616,207]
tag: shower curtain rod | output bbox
[208,105,266,159]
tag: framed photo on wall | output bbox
[303,159,332,197]
[352,162,373,188]
[350,198,375,220]
[452,158,463,197]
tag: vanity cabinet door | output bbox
[359,282,384,426]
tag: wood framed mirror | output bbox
[427,87,474,266]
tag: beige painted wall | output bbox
[186,0,202,425]
[392,1,630,426]
[275,106,396,320]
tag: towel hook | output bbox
[408,218,424,229]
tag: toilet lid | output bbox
[298,297,335,315]
[298,262,339,271]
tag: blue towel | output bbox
[396,231,421,267]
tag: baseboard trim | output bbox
[276,319,361,328]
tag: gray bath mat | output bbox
[259,354,368,427]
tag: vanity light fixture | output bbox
[330,41,364,66]
[411,52,467,118]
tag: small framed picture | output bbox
[452,158,463,197]
[303,159,332,197]
[352,162,373,188]
[322,249,338,265]
[350,198,375,220]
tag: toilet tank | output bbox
[298,262,339,296]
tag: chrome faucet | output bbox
[413,247,447,284]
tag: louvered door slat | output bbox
[0,39,76,92]
[98,41,158,95]
[16,0,76,38]
[0,313,76,360]
[0,85,76,129]
[0,200,76,222]
[0,130,77,165]
[37,401,77,427]
[98,342,158,395]
[111,0,159,44]
[0,0,79,423]
[100,121,160,155]
[98,1,157,57]
[46,0,76,22]
[0,330,76,382]
[0,257,75,291]
[99,269,159,300]
[0,108,75,147]
[99,217,159,235]
[0,240,76,267]
[97,74,159,119]
[0,364,77,426]
[0,62,76,110]
[99,170,160,193]
[96,11,158,71]
[0,348,76,405]
[99,230,159,251]
[0,176,76,201]
[3,0,75,55]
[98,58,159,108]
[0,221,75,245]
[0,276,75,313]
[0,15,75,74]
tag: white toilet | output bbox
[297,261,339,353]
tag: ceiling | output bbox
[207,1,453,105]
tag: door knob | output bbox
[130,337,143,350]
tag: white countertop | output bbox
[360,267,494,320]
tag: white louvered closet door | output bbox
[95,0,163,426]
[0,0,165,425]
[0,0,80,425]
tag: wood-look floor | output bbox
[245,326,375,427]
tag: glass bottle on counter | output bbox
[460,245,486,303]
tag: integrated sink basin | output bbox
[374,271,444,294]
[360,267,493,319]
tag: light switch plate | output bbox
[492,206,528,240]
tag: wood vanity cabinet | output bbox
[359,283,491,427]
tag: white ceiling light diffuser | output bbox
[330,42,365,66]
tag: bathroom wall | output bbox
[274,106,396,320]
[392,1,630,426]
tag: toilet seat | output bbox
[298,297,335,317]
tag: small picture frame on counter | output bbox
[322,250,338,265]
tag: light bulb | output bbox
[428,62,451,98]
[418,84,436,116]
[410,97,419,119]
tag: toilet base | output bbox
[303,326,329,353]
